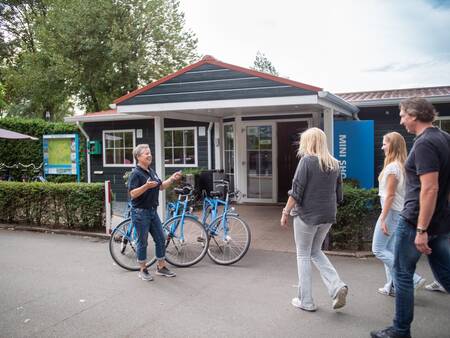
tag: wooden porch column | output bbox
[234,116,244,201]
[154,115,166,219]
[214,121,223,170]
[323,108,334,156]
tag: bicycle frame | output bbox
[165,192,194,242]
[200,184,238,240]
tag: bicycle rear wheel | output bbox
[163,216,209,267]
[207,214,251,265]
[109,218,156,271]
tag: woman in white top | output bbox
[372,132,425,296]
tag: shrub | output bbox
[0,181,105,230]
[331,184,381,251]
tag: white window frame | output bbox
[102,129,136,167]
[164,127,198,168]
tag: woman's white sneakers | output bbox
[425,280,446,293]
[377,287,395,297]
[332,286,348,310]
[291,297,317,312]
[292,286,348,312]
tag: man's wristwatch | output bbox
[416,227,428,234]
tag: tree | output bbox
[251,51,279,76]
[0,0,198,118]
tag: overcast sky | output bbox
[179,0,450,93]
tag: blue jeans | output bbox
[393,217,450,336]
[131,207,166,263]
[372,210,422,291]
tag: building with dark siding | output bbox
[337,86,450,185]
[66,55,358,203]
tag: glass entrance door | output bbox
[246,125,273,200]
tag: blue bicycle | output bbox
[199,180,251,265]
[109,201,157,271]
[109,185,209,270]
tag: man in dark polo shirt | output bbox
[128,144,182,281]
[371,98,450,338]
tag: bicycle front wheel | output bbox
[163,216,209,267]
[207,215,251,265]
[109,218,156,271]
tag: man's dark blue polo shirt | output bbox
[127,166,162,209]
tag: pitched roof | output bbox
[113,55,322,105]
[337,86,450,103]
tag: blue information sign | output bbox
[333,121,374,189]
[43,134,80,182]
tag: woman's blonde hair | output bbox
[378,132,407,182]
[297,127,339,172]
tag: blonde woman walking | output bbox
[372,132,425,296]
[281,127,347,312]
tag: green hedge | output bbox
[0,117,86,182]
[331,184,381,251]
[0,182,105,230]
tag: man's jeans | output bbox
[393,216,450,336]
[372,210,423,292]
[131,207,166,263]
[293,217,346,308]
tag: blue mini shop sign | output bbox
[333,120,374,189]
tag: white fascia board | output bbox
[64,114,154,123]
[116,95,318,114]
[318,91,359,116]
[317,98,354,117]
[349,95,450,107]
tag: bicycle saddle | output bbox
[174,186,192,195]
[209,191,222,197]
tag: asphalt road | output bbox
[0,229,448,338]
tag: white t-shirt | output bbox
[378,162,405,212]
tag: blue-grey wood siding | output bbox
[83,118,210,201]
[118,64,317,106]
[358,102,450,187]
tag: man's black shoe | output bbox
[370,326,411,338]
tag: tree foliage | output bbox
[251,51,279,76]
[0,0,198,119]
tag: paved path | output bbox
[0,229,448,338]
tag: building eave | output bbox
[318,91,359,116]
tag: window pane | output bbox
[260,151,272,175]
[124,132,133,147]
[105,149,114,164]
[124,149,133,164]
[164,131,172,147]
[185,147,195,164]
[173,148,183,164]
[173,130,183,147]
[114,133,124,148]
[164,148,173,165]
[247,127,259,150]
[114,149,124,164]
[259,126,272,150]
[184,129,194,146]
[104,133,115,148]
[224,125,234,150]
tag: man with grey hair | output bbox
[371,97,450,338]
[128,144,182,281]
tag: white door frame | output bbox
[238,120,278,203]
